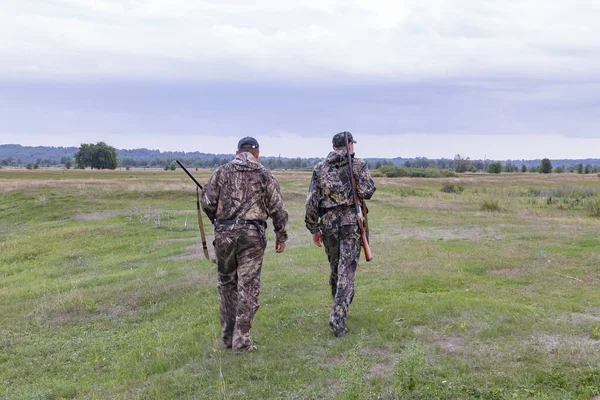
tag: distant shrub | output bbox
[412,168,457,178]
[408,169,430,178]
[480,198,501,212]
[487,162,502,174]
[441,183,464,194]
[378,165,411,177]
[377,166,457,178]
[26,164,33,170]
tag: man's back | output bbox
[306,150,375,231]
[202,152,287,233]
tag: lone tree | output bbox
[75,143,93,169]
[487,162,502,174]
[75,142,118,170]
[540,158,553,174]
[453,154,472,173]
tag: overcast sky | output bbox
[1,0,599,159]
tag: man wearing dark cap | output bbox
[305,131,376,337]
[202,136,288,351]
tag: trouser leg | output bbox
[323,225,361,337]
[215,232,238,347]
[232,233,266,350]
[323,228,340,299]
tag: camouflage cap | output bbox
[332,131,357,148]
[238,136,259,149]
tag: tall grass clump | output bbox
[393,343,431,394]
[441,183,464,194]
[339,341,369,399]
[480,198,502,212]
[585,197,600,217]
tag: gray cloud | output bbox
[1,0,599,158]
[1,79,597,139]
[2,0,599,82]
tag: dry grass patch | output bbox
[44,290,142,325]
[402,197,465,210]
[382,225,505,241]
[487,267,528,278]
[0,178,120,192]
[73,209,140,221]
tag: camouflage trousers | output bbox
[322,224,361,337]
[214,225,266,350]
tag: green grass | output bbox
[1,168,600,399]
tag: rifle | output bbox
[176,160,212,262]
[344,133,373,262]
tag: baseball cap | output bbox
[237,136,259,149]
[332,131,357,148]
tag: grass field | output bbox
[1,168,600,399]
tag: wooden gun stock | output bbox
[359,217,373,261]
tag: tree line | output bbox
[1,144,598,173]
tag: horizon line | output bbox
[3,143,600,163]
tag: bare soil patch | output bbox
[436,335,466,354]
[536,334,561,352]
[532,333,600,360]
[566,312,600,325]
[413,326,466,355]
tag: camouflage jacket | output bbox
[201,152,288,243]
[305,150,376,233]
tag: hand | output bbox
[275,241,286,253]
[312,232,322,247]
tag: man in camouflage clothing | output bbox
[202,137,288,352]
[305,131,376,337]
